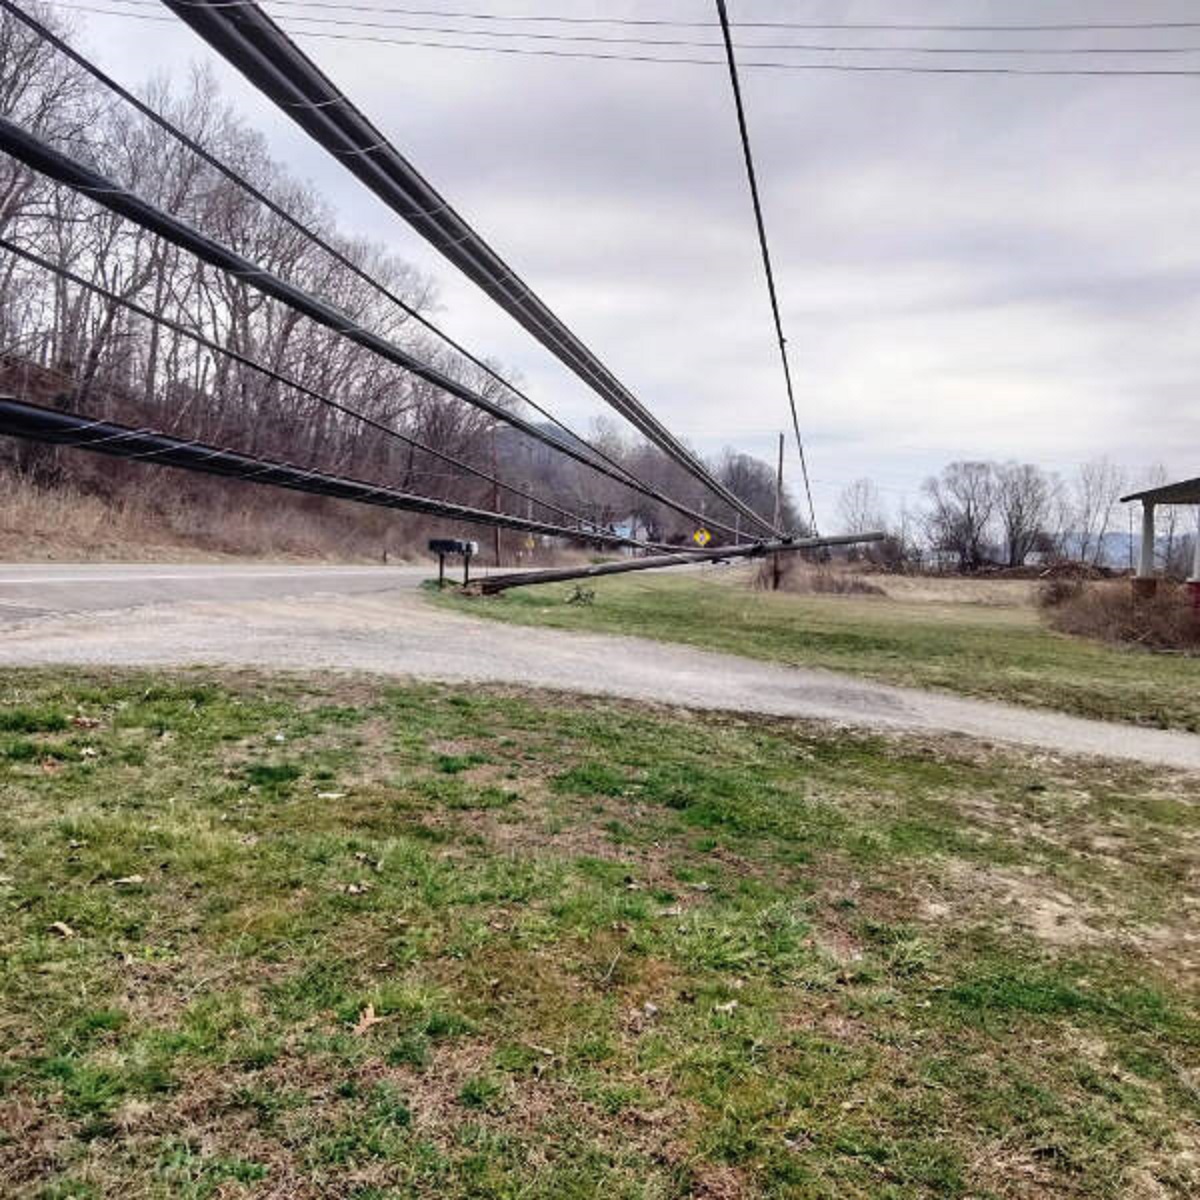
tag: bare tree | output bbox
[717,448,801,538]
[994,461,1055,567]
[1071,458,1126,567]
[0,3,94,239]
[921,461,997,572]
[835,477,886,562]
[837,477,885,535]
[888,501,923,571]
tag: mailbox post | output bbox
[428,539,479,588]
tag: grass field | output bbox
[2,669,1198,1198]
[439,571,1200,732]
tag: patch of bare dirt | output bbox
[427,737,479,757]
[918,859,1199,977]
[967,1141,1072,1197]
[690,1163,749,1199]
[919,862,1107,947]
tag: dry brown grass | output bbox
[1043,579,1200,654]
[753,562,1042,607]
[752,557,886,596]
[0,469,393,562]
[0,469,578,565]
[871,573,1039,607]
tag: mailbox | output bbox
[428,539,478,557]
[429,538,479,586]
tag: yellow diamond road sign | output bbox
[693,528,712,547]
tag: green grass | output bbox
[437,572,1200,731]
[1,668,1197,1198]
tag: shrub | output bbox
[1044,581,1200,653]
[1036,576,1085,609]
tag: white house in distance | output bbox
[1121,475,1200,599]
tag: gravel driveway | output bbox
[0,569,1196,771]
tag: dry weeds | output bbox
[1044,580,1200,653]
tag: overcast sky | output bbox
[58,0,1200,526]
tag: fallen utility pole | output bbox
[466,532,884,594]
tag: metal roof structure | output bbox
[1121,477,1200,505]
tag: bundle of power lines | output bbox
[0,0,791,552]
[41,0,1200,77]
[4,0,1193,568]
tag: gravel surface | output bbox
[0,565,1197,771]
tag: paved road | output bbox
[0,563,1197,771]
[0,563,430,622]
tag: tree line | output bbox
[0,4,800,552]
[838,459,1196,577]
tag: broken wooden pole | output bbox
[463,532,885,595]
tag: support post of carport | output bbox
[1189,510,1200,612]
[1134,500,1158,598]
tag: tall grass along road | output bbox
[1,668,1197,1198]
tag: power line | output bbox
[47,4,1200,76]
[0,113,754,542]
[76,0,1200,53]
[135,1,1200,35]
[0,395,639,543]
[4,0,728,537]
[159,0,782,536]
[0,233,652,546]
[4,4,763,542]
[712,0,815,537]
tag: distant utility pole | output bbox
[491,422,502,567]
[772,431,784,590]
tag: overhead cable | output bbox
[0,233,650,545]
[0,114,750,539]
[16,0,769,534]
[0,396,636,543]
[157,0,782,536]
[712,0,815,536]
[75,0,1200,52]
[133,1,1200,34]
[48,5,1200,75]
[1,0,696,521]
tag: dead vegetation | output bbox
[0,467,413,562]
[0,468,579,565]
[752,557,886,596]
[1041,578,1200,654]
[869,572,1039,607]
